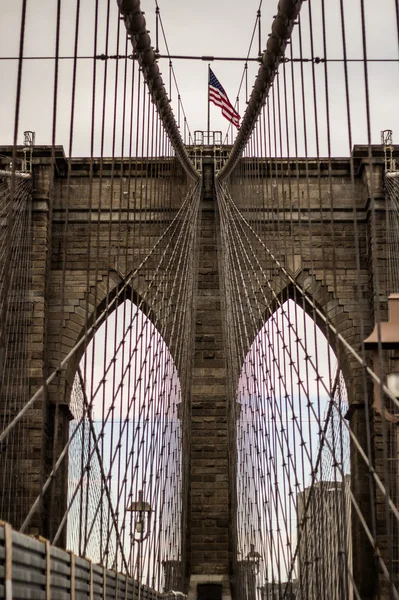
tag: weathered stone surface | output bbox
[0,144,396,599]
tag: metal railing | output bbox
[0,522,186,600]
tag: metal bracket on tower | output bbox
[381,129,397,173]
[22,131,35,174]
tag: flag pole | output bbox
[207,64,210,143]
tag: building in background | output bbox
[296,476,352,600]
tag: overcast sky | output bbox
[0,0,398,156]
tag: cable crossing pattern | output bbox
[0,0,399,599]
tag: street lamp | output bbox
[127,489,152,543]
[247,543,262,575]
[240,544,262,600]
[127,490,152,597]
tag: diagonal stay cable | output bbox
[218,182,399,414]
[0,180,200,445]
[217,179,399,593]
[218,181,399,527]
[51,367,130,572]
[20,182,200,536]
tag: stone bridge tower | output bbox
[0,143,397,599]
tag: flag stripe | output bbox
[209,91,240,126]
[209,88,238,117]
[209,87,236,113]
[222,109,240,127]
[209,68,240,129]
[221,107,239,125]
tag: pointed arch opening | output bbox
[236,299,352,600]
[66,298,183,592]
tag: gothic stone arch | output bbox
[0,146,191,543]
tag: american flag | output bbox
[209,68,240,129]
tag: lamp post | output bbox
[247,543,262,575]
[245,543,262,600]
[127,490,152,600]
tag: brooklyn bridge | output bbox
[1,0,399,598]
